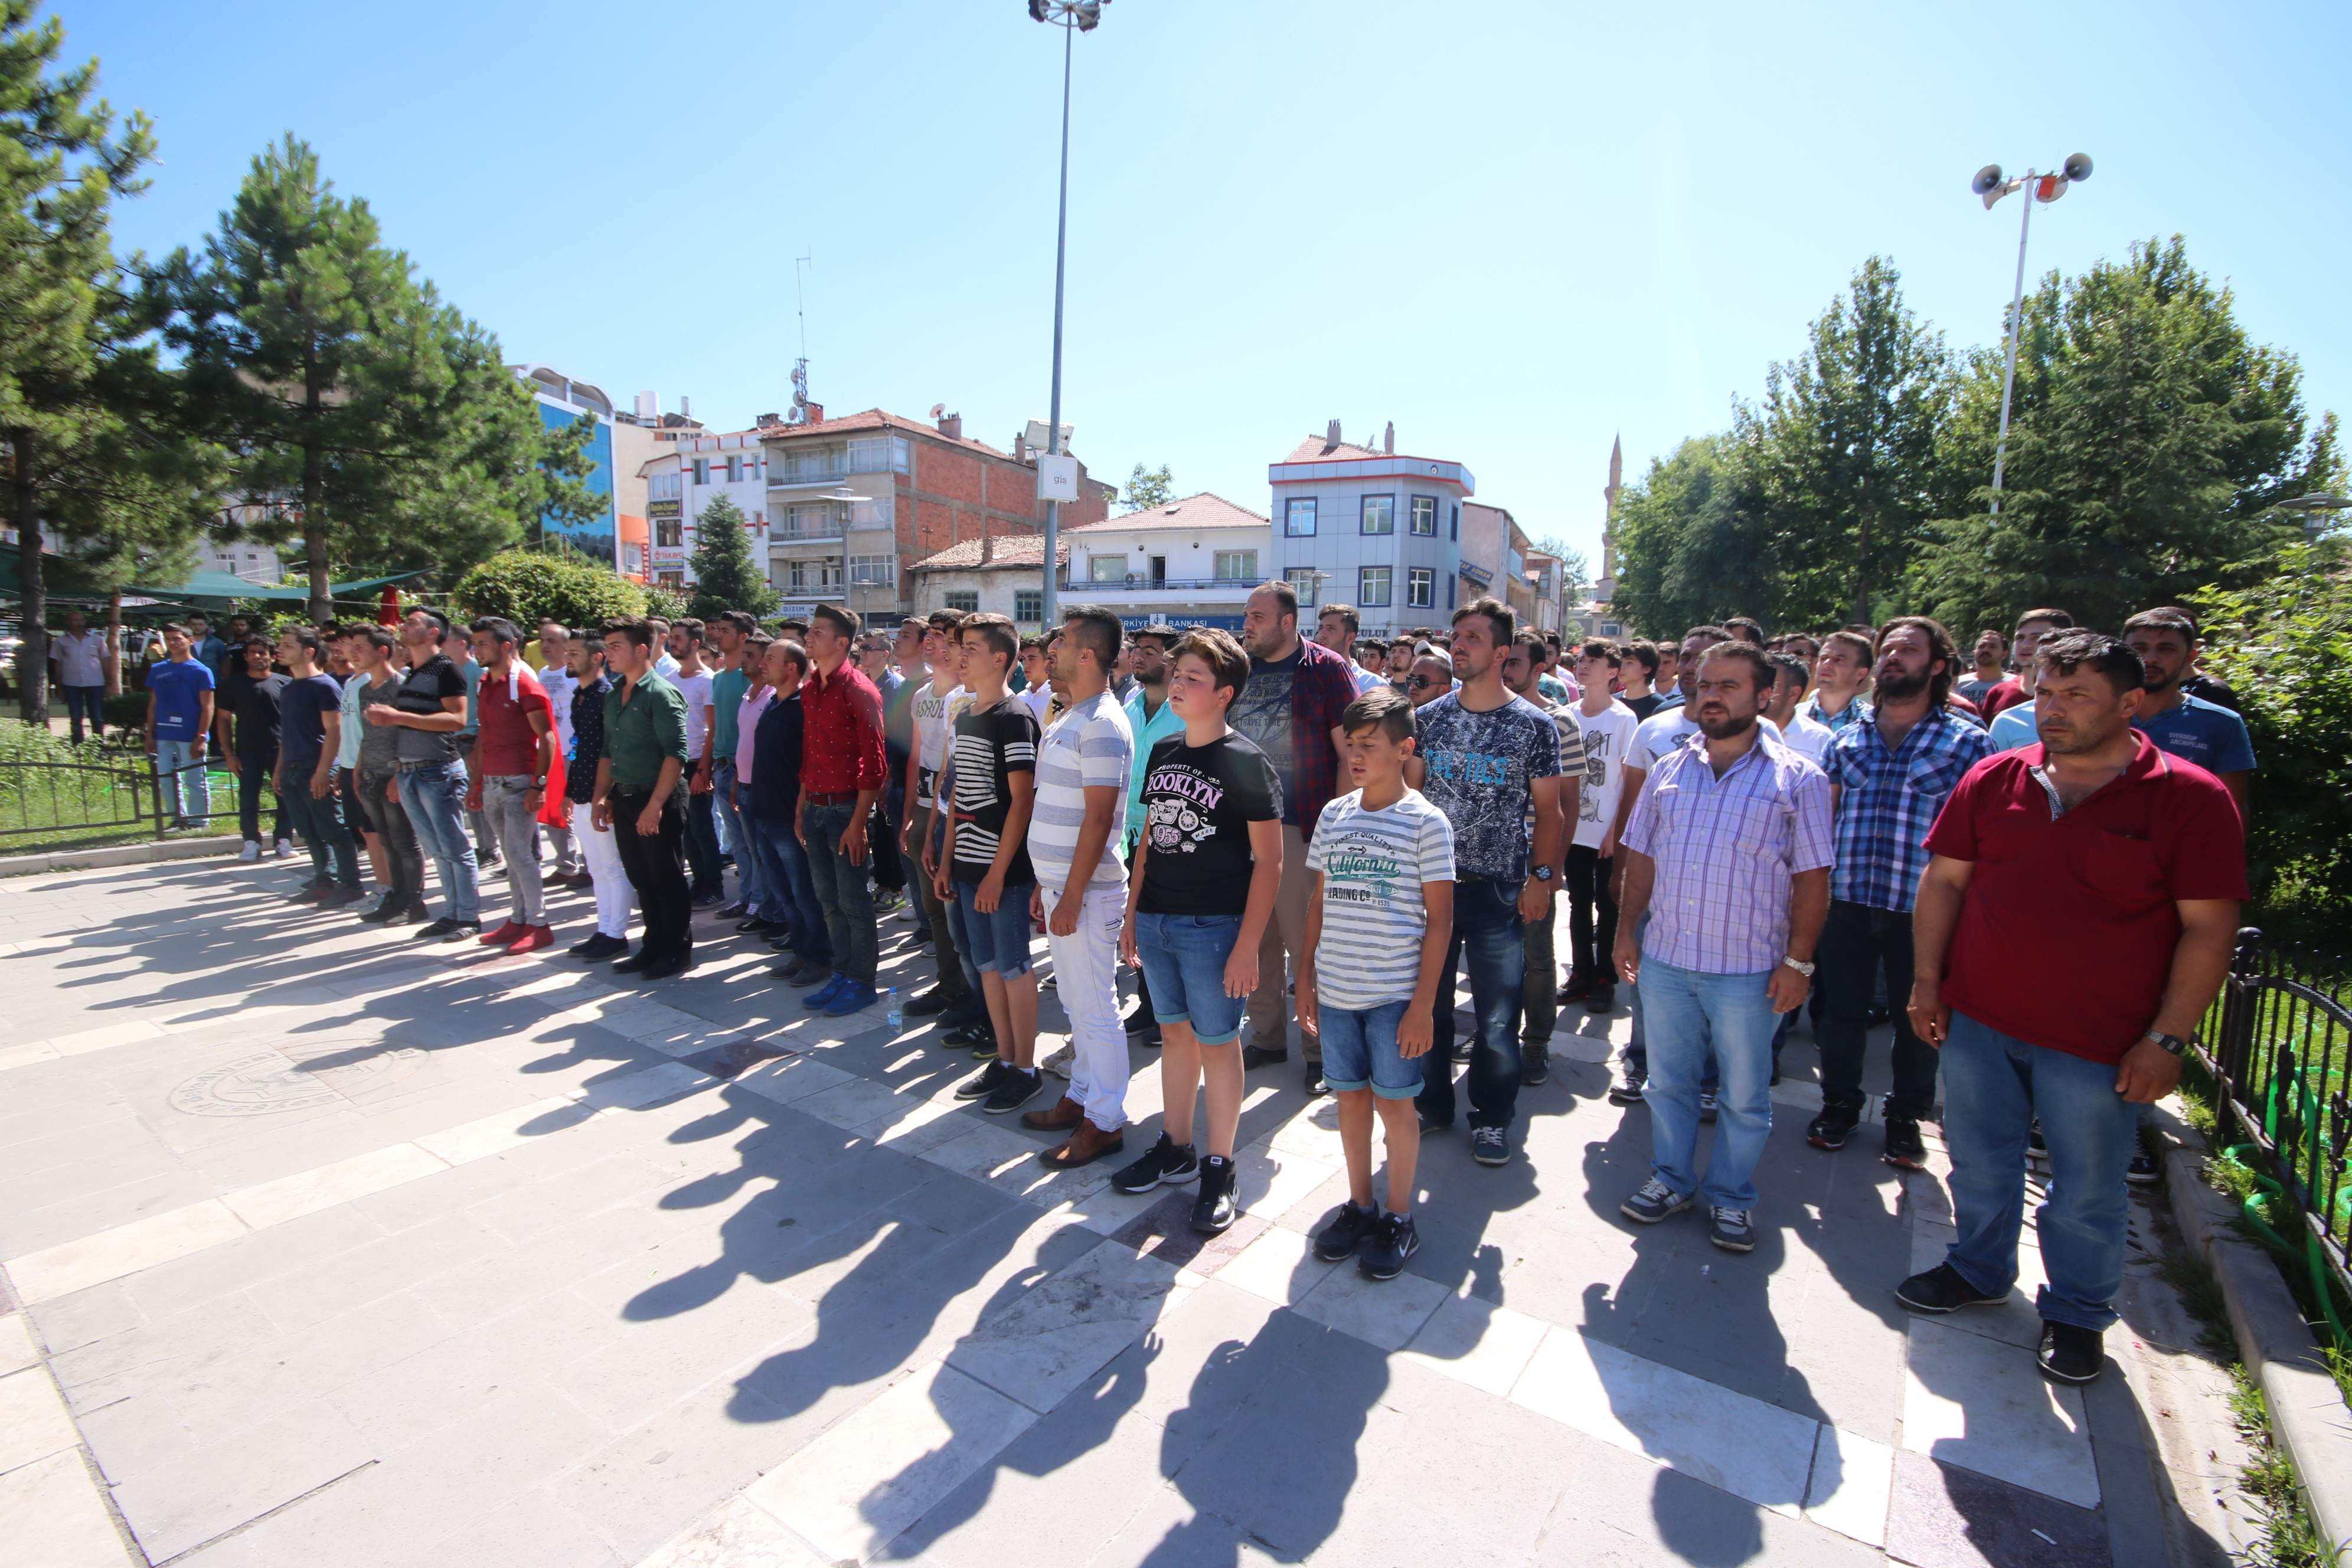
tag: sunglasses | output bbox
[1408,675,1439,691]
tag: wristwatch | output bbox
[1531,865,1556,883]
[2144,1029,2190,1057]
[1779,956,1816,978]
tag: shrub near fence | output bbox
[0,721,259,851]
[2199,927,2352,1354]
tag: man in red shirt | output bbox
[1975,606,2072,720]
[1897,632,2243,1386]
[467,616,559,953]
[797,603,890,1012]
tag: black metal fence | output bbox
[2200,927,2352,1349]
[0,749,270,846]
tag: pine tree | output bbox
[1120,462,1174,513]
[164,136,541,620]
[685,494,777,620]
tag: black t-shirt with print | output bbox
[392,654,469,766]
[1137,730,1282,917]
[949,694,1040,884]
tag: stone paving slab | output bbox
[0,855,2256,1567]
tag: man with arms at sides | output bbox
[275,626,362,907]
[705,611,757,911]
[1564,638,1639,1017]
[1977,607,2072,720]
[880,616,930,931]
[221,636,291,860]
[1019,607,1138,1167]
[1811,618,1990,1170]
[1406,598,1566,1169]
[1956,628,2008,709]
[1501,630,1583,1085]
[145,622,215,829]
[1315,603,1384,695]
[593,618,694,979]
[901,612,983,1035]
[796,603,889,1014]
[535,618,582,884]
[49,607,109,743]
[1897,633,2242,1385]
[562,630,632,961]
[1116,625,1186,1049]
[466,616,559,955]
[667,619,725,907]
[1229,580,1363,1095]
[2122,607,2254,820]
[1615,643,1832,1255]
[375,610,481,939]
[349,628,426,925]
[1800,629,1874,737]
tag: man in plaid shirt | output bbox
[1809,617,1991,1169]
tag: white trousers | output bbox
[571,801,631,938]
[1044,882,1129,1132]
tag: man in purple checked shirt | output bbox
[1611,642,1833,1256]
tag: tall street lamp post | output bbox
[1027,0,1107,625]
[1971,153,2093,521]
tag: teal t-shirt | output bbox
[711,664,750,761]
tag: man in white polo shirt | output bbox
[49,609,110,743]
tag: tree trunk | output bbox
[104,587,123,697]
[303,366,329,623]
[11,433,52,729]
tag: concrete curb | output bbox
[2160,1115,2352,1566]
[0,835,239,879]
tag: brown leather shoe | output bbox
[1021,1094,1084,1132]
[1041,1119,1125,1169]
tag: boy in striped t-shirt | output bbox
[1298,687,1456,1280]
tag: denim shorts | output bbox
[1318,999,1420,1099]
[1134,912,1246,1046]
[952,878,1038,977]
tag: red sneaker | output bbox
[478,920,526,945]
[505,925,555,955]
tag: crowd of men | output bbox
[113,582,2254,1390]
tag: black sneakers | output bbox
[2126,1148,2161,1185]
[1896,1263,2006,1315]
[1883,1116,1929,1171]
[982,1067,1043,1116]
[1112,1132,1200,1194]
[1807,1103,1861,1151]
[1191,1155,1237,1234]
[1359,1212,1420,1280]
[955,1060,1009,1102]
[1240,1044,1289,1070]
[2037,1321,2105,1385]
[1314,1201,1379,1262]
[1606,1066,1645,1105]
[1520,1042,1550,1087]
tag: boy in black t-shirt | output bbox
[1112,628,1284,1234]
[939,614,1046,1116]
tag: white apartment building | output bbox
[1266,422,1474,636]
[639,430,773,591]
[1062,494,1269,632]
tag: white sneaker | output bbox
[1038,1042,1075,1080]
[270,839,292,858]
[239,841,261,862]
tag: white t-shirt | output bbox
[50,631,106,687]
[674,669,714,760]
[1027,691,1134,894]
[912,681,967,807]
[1570,700,1641,850]
[1777,710,1838,768]
[540,663,578,752]
[1306,787,1456,1010]
[1022,685,1054,727]
[1628,707,1782,772]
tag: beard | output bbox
[1875,665,1930,701]
[1694,708,1755,741]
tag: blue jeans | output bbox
[747,813,830,966]
[61,684,104,743]
[1134,912,1246,1046]
[1320,999,1419,1099]
[804,801,876,986]
[713,763,765,911]
[1627,909,1718,1093]
[1416,876,1525,1131]
[153,739,211,821]
[1638,956,1779,1210]
[950,877,1037,977]
[1940,1011,2140,1331]
[396,760,480,922]
[279,769,360,888]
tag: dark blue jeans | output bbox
[804,801,877,987]
[1818,899,1938,1119]
[280,767,360,888]
[1417,876,1526,1131]
[748,812,831,967]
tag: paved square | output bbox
[0,854,2245,1566]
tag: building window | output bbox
[657,570,685,589]
[1446,574,1456,609]
[649,471,682,501]
[1360,495,1395,535]
[847,435,912,475]
[1358,567,1392,606]
[1088,554,1128,583]
[1410,496,1436,535]
[1450,503,1459,541]
[655,515,683,548]
[945,590,979,613]
[1015,589,1043,624]
[848,554,897,587]
[1284,567,1319,607]
[1407,567,1433,607]
[726,456,742,482]
[1284,497,1317,537]
[894,436,911,472]
[788,560,808,590]
[691,459,709,485]
[1212,549,1256,582]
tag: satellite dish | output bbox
[1971,164,2005,197]
[2063,152,2093,183]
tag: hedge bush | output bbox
[451,551,648,632]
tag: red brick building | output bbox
[757,407,1113,621]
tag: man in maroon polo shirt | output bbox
[1895,632,2243,1387]
[796,603,890,1013]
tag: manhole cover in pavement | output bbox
[168,1040,425,1117]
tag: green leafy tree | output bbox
[1739,256,1954,626]
[0,1,220,721]
[1912,237,2332,633]
[164,135,543,620]
[451,550,645,631]
[1610,435,1772,637]
[684,494,776,620]
[641,582,690,623]
[1119,462,1175,512]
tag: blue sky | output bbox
[65,0,2352,567]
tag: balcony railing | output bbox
[1077,575,1257,593]
[767,462,850,488]
[770,524,846,543]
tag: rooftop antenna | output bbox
[789,253,814,424]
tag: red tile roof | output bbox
[1281,434,1390,463]
[757,407,1019,462]
[1067,492,1269,533]
[907,534,1067,574]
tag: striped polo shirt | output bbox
[1305,787,1456,1010]
[1028,690,1134,894]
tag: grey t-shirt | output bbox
[357,673,404,773]
[1229,651,1301,824]
[392,655,468,766]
